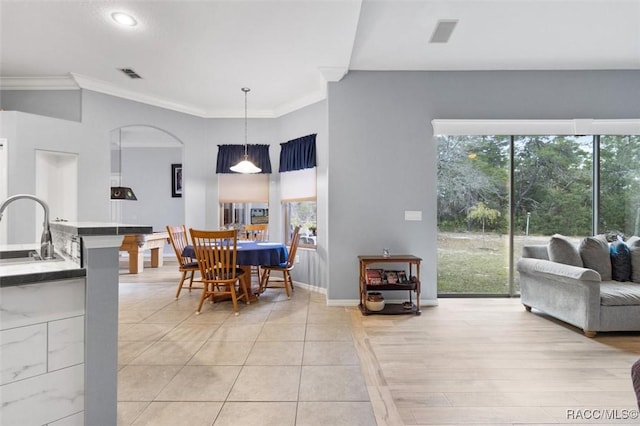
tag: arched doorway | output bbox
[110,125,185,236]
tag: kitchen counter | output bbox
[0,221,153,425]
[50,221,153,236]
[0,244,86,287]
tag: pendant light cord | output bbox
[119,128,123,186]
[243,87,250,157]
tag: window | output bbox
[216,144,272,230]
[598,135,640,235]
[284,201,316,246]
[220,202,269,229]
[281,168,316,247]
[437,132,639,296]
[279,134,317,248]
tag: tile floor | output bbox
[117,260,640,425]
[116,262,376,426]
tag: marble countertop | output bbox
[0,244,86,287]
[50,221,153,236]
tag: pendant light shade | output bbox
[110,186,137,200]
[230,158,262,174]
[110,129,138,200]
[230,87,261,174]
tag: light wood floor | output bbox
[353,298,640,425]
[118,260,640,425]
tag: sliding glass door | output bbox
[598,135,640,236]
[437,134,593,296]
[437,135,510,295]
[512,135,593,293]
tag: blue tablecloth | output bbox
[182,241,288,267]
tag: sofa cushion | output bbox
[610,240,632,282]
[600,282,640,306]
[522,245,549,260]
[627,236,640,283]
[548,234,583,267]
[579,235,612,281]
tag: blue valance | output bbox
[279,134,316,172]
[216,144,272,174]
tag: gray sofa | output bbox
[517,238,640,337]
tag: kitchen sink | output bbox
[0,249,62,265]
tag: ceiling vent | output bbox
[119,68,142,79]
[429,20,458,43]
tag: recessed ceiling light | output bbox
[111,12,137,27]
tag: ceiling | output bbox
[1,0,639,118]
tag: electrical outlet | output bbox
[295,255,300,263]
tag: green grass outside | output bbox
[437,232,552,294]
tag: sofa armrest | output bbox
[517,258,601,283]
[517,257,601,333]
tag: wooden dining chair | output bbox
[166,225,201,299]
[243,223,269,281]
[258,226,301,299]
[243,223,268,241]
[189,228,250,315]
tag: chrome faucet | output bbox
[0,194,55,260]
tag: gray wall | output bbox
[4,70,640,303]
[276,100,328,288]
[204,117,280,230]
[79,91,209,228]
[1,89,82,122]
[327,70,640,303]
[120,147,184,232]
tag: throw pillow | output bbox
[610,239,632,282]
[579,235,612,281]
[627,236,640,283]
[548,234,583,267]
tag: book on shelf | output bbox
[384,270,398,284]
[383,270,408,284]
[366,268,384,285]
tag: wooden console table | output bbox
[119,231,168,274]
[358,254,422,315]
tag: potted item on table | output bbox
[366,292,385,311]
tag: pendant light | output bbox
[110,129,137,200]
[230,87,261,174]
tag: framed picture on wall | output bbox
[171,163,182,197]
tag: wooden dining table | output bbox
[182,240,288,298]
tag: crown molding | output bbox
[1,74,329,118]
[70,73,213,117]
[202,108,276,119]
[273,89,327,118]
[0,75,79,90]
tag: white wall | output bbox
[0,111,83,244]
[0,138,7,244]
[35,150,78,241]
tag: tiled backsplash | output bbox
[52,227,81,265]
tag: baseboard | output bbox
[291,281,327,295]
[273,281,440,308]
